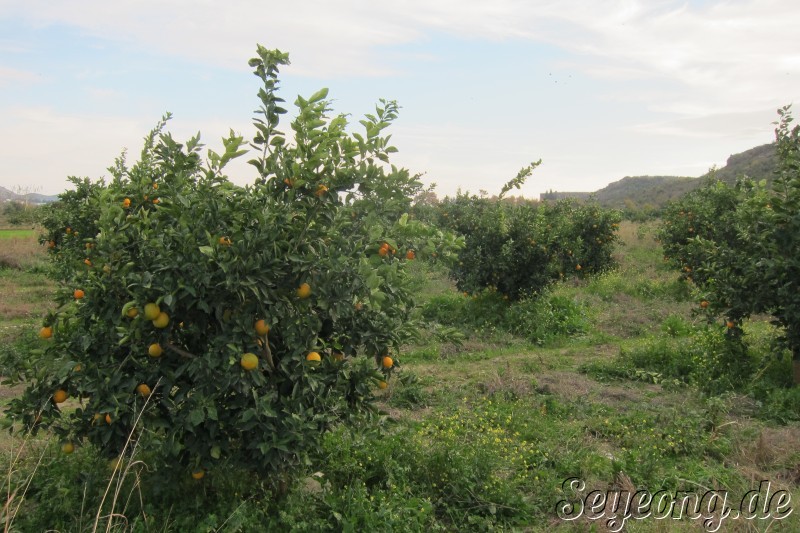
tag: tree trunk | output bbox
[794,348,800,386]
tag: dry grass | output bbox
[0,234,45,271]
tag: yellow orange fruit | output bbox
[378,380,388,390]
[382,356,394,369]
[136,383,151,397]
[576,264,582,271]
[122,198,131,208]
[315,184,328,197]
[297,283,311,299]
[105,413,112,424]
[53,389,68,404]
[127,307,138,318]
[700,300,709,309]
[406,250,415,260]
[254,319,270,337]
[62,442,75,454]
[306,351,321,363]
[148,343,163,358]
[192,470,205,480]
[143,302,161,321]
[39,326,53,339]
[726,320,735,329]
[84,258,91,267]
[240,352,258,370]
[74,289,85,299]
[152,312,170,328]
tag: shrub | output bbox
[7,45,460,486]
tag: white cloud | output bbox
[0,65,42,86]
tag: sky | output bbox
[0,0,798,199]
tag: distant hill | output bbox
[0,186,58,204]
[541,143,778,210]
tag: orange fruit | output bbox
[241,352,259,370]
[105,413,112,424]
[47,240,56,249]
[315,184,328,197]
[152,312,170,328]
[66,227,72,234]
[382,356,394,369]
[297,283,311,299]
[378,380,388,390]
[127,307,138,318]
[575,265,582,271]
[122,198,131,208]
[378,247,389,257]
[283,178,295,187]
[74,289,85,299]
[136,383,151,397]
[152,198,160,204]
[53,389,68,404]
[62,442,75,454]
[254,319,270,336]
[152,183,158,190]
[306,351,321,363]
[39,326,53,339]
[219,236,231,246]
[726,320,735,329]
[73,364,82,372]
[406,250,415,260]
[148,343,163,357]
[143,302,161,320]
[700,300,709,309]
[84,258,92,266]
[192,470,205,480]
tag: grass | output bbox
[2,220,800,530]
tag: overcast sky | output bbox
[1,1,797,198]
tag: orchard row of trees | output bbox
[7,45,622,485]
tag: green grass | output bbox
[3,220,800,531]
[0,229,36,239]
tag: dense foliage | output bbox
[659,105,800,383]
[435,193,621,300]
[8,46,460,483]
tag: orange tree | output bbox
[438,188,620,301]
[9,45,460,482]
[658,106,800,384]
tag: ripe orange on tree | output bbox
[74,289,85,299]
[39,326,53,339]
[122,198,131,208]
[105,413,112,424]
[254,319,270,336]
[240,352,259,370]
[296,283,311,299]
[382,356,393,369]
[152,312,170,328]
[700,300,709,309]
[136,383,152,397]
[127,307,139,318]
[53,389,68,404]
[306,351,321,363]
[315,184,328,197]
[406,250,415,260]
[62,442,75,454]
[378,380,388,390]
[148,343,163,357]
[192,470,205,480]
